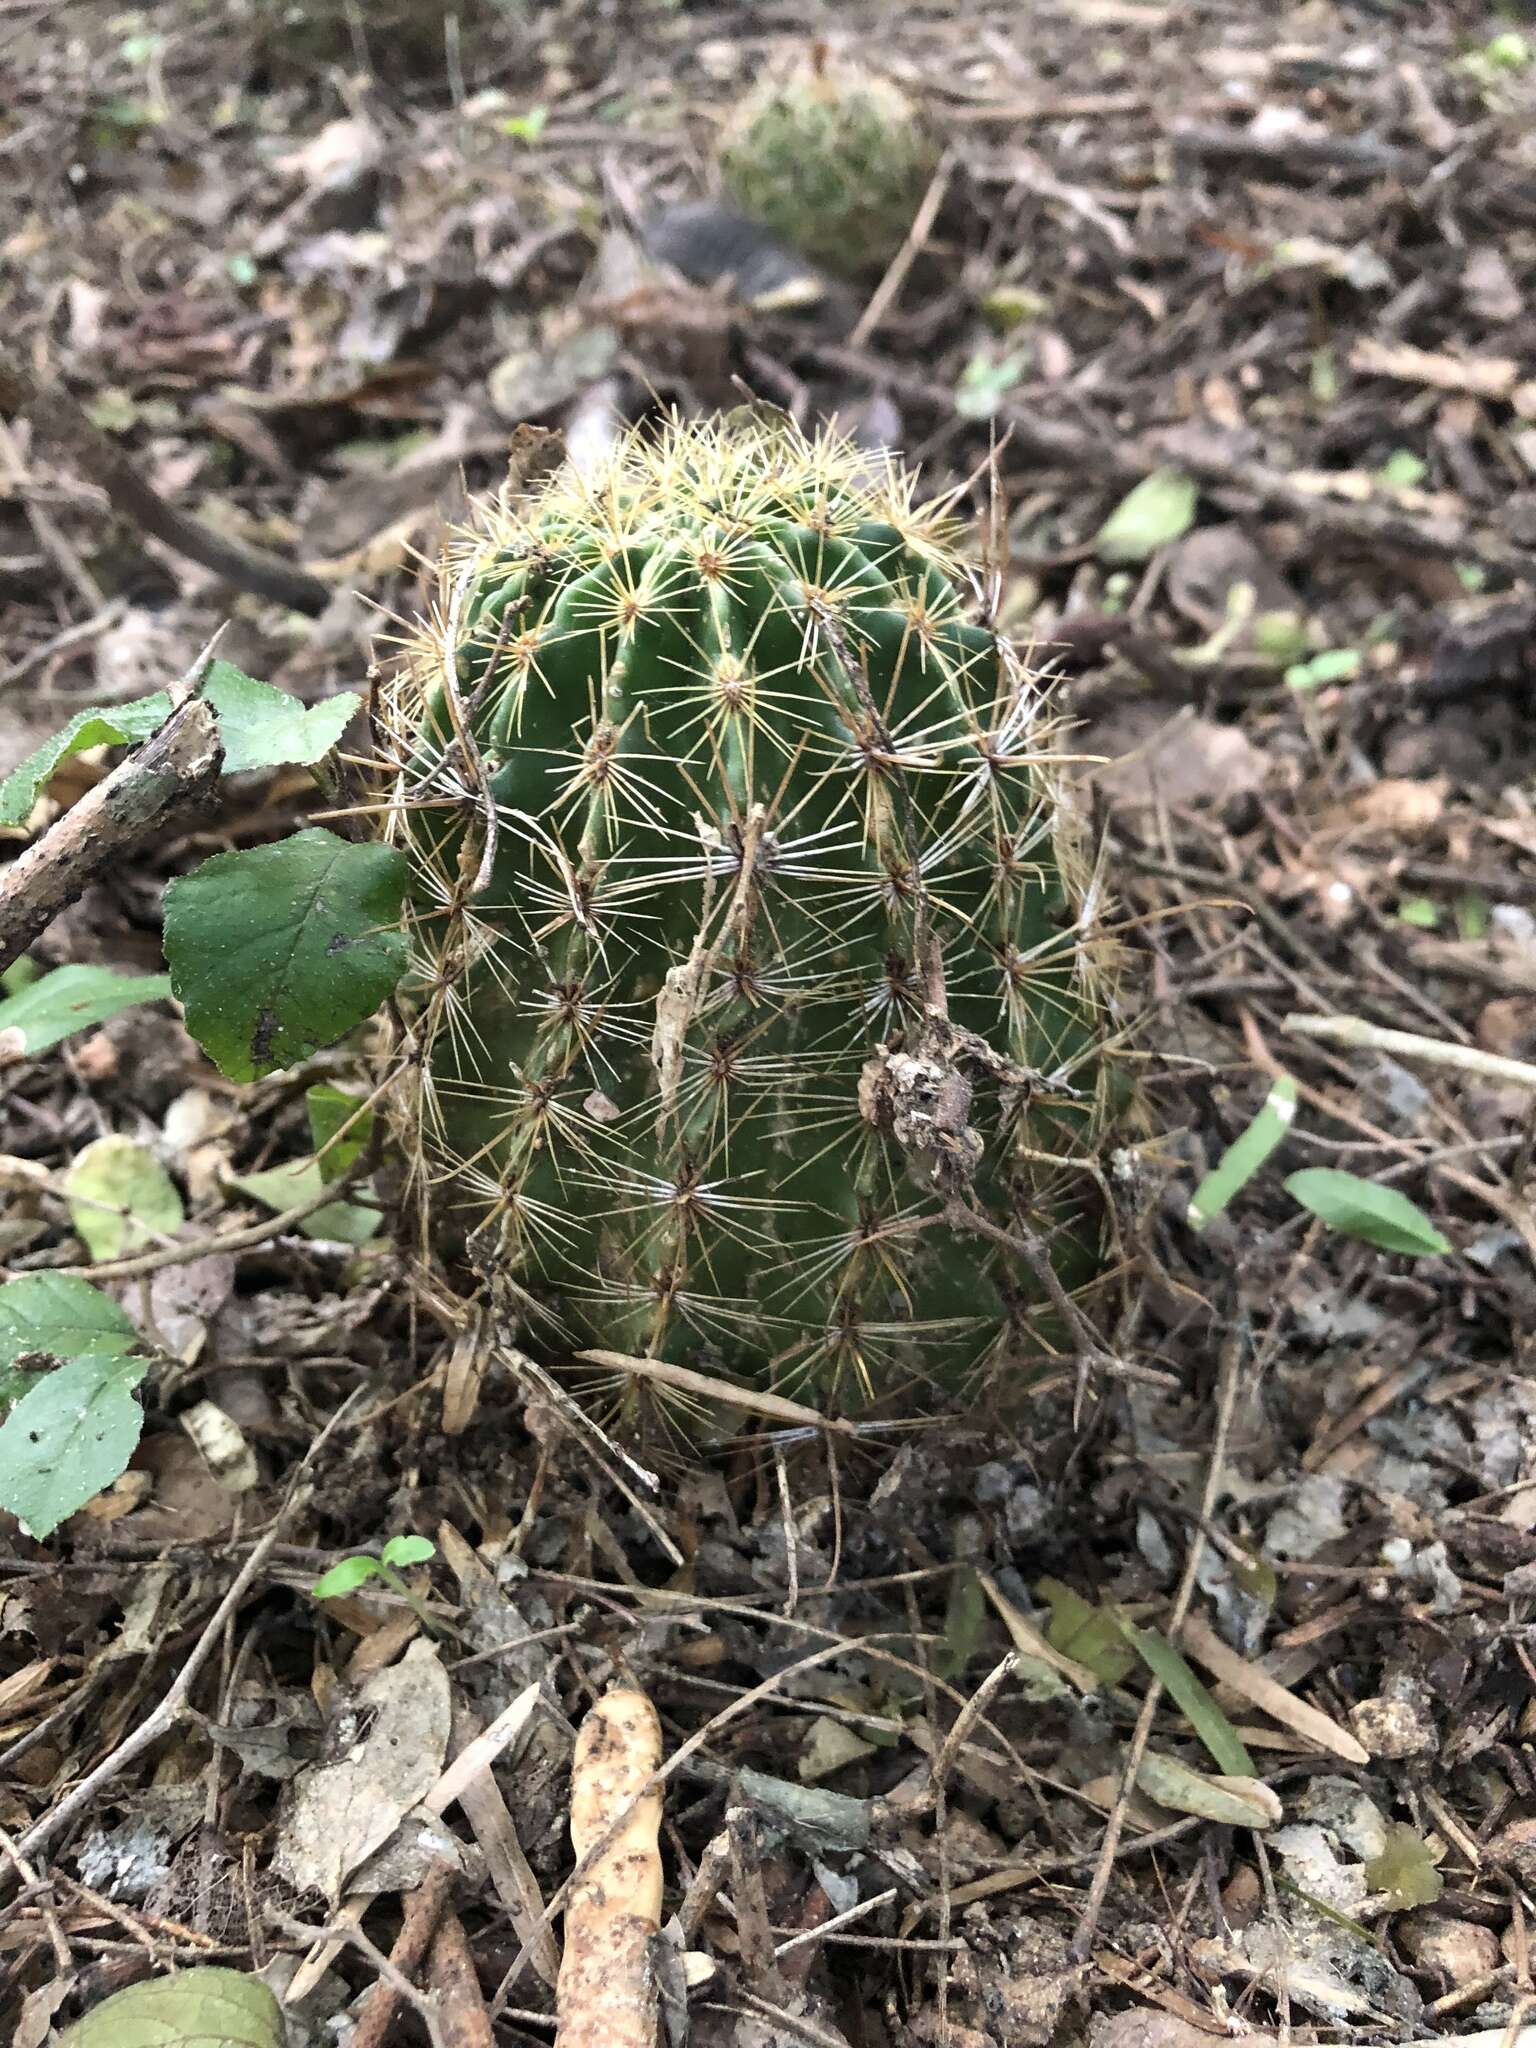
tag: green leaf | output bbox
[57,1965,284,2048]
[0,667,359,827]
[1466,30,1531,73]
[1284,647,1360,692]
[1396,896,1439,929]
[0,1351,149,1537]
[955,351,1028,420]
[1455,892,1490,942]
[381,1534,436,1570]
[63,1136,185,1262]
[195,664,359,775]
[0,965,172,1056]
[1252,610,1310,667]
[0,700,163,827]
[1094,468,1198,564]
[229,1158,382,1244]
[499,104,549,140]
[1,957,43,994]
[1365,1821,1444,1909]
[1119,1619,1256,1777]
[1136,1750,1278,1829]
[1188,1075,1297,1229]
[0,1274,141,1373]
[1036,1577,1137,1686]
[307,1083,374,1182]
[933,1562,986,1681]
[1378,448,1427,488]
[1284,1168,1452,1256]
[0,1273,140,1409]
[164,829,408,1082]
[312,1554,382,1599]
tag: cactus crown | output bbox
[381,412,1119,1421]
[718,50,939,278]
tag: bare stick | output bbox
[555,1689,664,2048]
[576,1347,856,1435]
[429,1909,495,2048]
[0,351,330,615]
[849,150,953,347]
[350,1857,459,2048]
[0,695,221,975]
[1283,1011,1536,1093]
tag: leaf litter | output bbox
[1,0,1535,2042]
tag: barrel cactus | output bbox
[718,50,938,278]
[381,412,1121,1419]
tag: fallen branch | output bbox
[429,1909,495,2048]
[0,351,331,616]
[555,1689,664,2048]
[0,694,222,976]
[1283,1012,1536,1093]
[350,1857,459,2048]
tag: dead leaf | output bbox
[274,1638,451,1903]
[1091,705,1267,812]
[148,1253,236,1360]
[1165,523,1299,634]
[179,1399,258,1493]
[1341,777,1448,835]
[14,1979,70,2048]
[1463,247,1522,324]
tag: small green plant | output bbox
[312,1536,438,1622]
[1181,1074,1454,1256]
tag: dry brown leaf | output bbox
[1342,777,1448,835]
[273,1638,451,1903]
[1179,1615,1369,1764]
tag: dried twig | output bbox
[0,350,331,614]
[0,693,222,977]
[849,148,954,346]
[429,1909,495,2048]
[346,1858,459,2048]
[1284,1011,1536,1093]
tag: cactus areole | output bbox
[384,414,1119,1415]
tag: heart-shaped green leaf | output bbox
[164,829,407,1082]
[57,1966,284,2048]
[64,1135,185,1262]
[0,1351,149,1537]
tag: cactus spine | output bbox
[383,413,1118,1416]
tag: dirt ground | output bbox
[2,1,1536,2042]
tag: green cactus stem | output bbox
[381,411,1122,1417]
